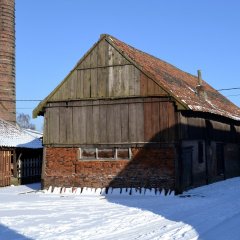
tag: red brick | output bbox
[43,147,176,190]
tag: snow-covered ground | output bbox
[1,178,240,240]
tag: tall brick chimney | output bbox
[0,0,16,124]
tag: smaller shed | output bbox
[0,118,43,186]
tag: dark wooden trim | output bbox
[181,110,240,126]
[46,97,173,108]
[44,142,177,148]
[77,63,133,70]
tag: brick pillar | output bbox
[0,0,16,124]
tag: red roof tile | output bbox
[107,35,240,121]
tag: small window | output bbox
[79,147,131,160]
[198,142,204,163]
[98,149,114,159]
[81,148,96,159]
[116,148,129,159]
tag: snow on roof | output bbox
[0,119,43,149]
[23,128,43,138]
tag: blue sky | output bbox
[16,0,240,131]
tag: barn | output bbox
[33,34,240,193]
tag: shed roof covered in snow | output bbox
[33,34,240,121]
[0,119,42,149]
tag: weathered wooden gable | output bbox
[38,35,177,146]
[44,97,177,146]
[49,38,168,102]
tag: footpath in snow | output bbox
[1,178,240,239]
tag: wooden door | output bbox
[0,150,11,187]
[181,147,193,190]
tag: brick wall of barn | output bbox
[42,146,176,191]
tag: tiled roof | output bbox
[0,119,43,149]
[106,35,240,121]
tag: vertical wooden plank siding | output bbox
[135,99,144,142]
[49,106,59,144]
[108,43,129,65]
[140,73,168,96]
[108,65,138,97]
[66,107,73,144]
[99,101,107,143]
[114,103,122,143]
[83,69,91,98]
[43,108,49,145]
[161,102,169,141]
[120,101,129,143]
[45,98,177,145]
[122,65,130,96]
[167,102,176,142]
[0,150,11,187]
[113,66,121,96]
[90,47,98,97]
[90,69,98,98]
[54,63,167,100]
[128,100,137,142]
[90,45,98,68]
[97,39,107,67]
[107,103,115,143]
[80,51,91,69]
[48,104,53,144]
[147,78,155,95]
[79,101,87,144]
[119,66,127,96]
[59,103,67,144]
[129,65,135,96]
[108,44,114,65]
[92,100,100,143]
[151,98,160,142]
[77,70,84,98]
[72,102,81,144]
[73,71,78,99]
[144,98,153,141]
[97,67,107,97]
[140,73,148,96]
[86,101,93,144]
[133,67,140,96]
[45,39,173,105]
[108,66,114,96]
[68,71,77,99]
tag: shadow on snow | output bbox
[0,224,33,240]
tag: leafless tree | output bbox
[17,113,36,130]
